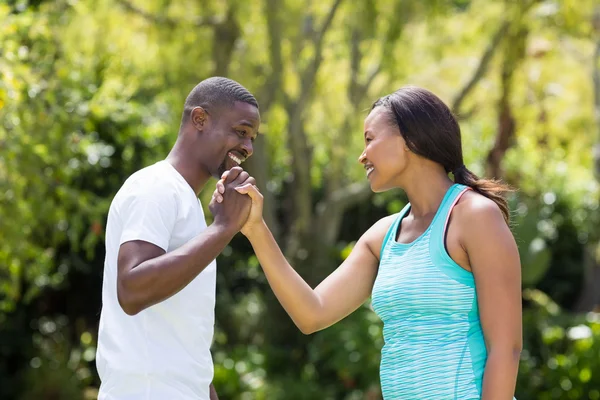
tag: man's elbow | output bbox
[117,285,142,316]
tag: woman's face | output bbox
[359,107,410,192]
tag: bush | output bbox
[517,289,600,400]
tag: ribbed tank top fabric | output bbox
[372,184,509,399]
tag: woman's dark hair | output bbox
[372,86,512,223]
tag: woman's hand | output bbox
[212,169,264,237]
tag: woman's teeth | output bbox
[366,167,374,176]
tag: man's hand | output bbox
[208,166,254,234]
[212,169,264,237]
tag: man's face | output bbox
[201,101,260,178]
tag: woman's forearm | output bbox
[480,348,520,400]
[246,221,323,334]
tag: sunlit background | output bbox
[1,0,600,399]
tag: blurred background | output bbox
[1,0,600,399]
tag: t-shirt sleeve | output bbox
[118,186,178,252]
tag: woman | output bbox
[213,86,522,399]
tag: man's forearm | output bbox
[119,223,236,315]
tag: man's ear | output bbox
[190,107,207,131]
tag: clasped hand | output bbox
[209,166,264,236]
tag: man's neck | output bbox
[165,148,210,196]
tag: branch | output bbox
[316,181,372,245]
[594,39,600,134]
[451,0,541,115]
[284,0,345,253]
[485,21,528,178]
[259,0,284,112]
[348,28,361,104]
[362,64,381,98]
[592,39,600,178]
[326,24,383,193]
[116,0,222,27]
[211,7,240,76]
[324,181,372,212]
[296,0,344,111]
[315,0,344,52]
[451,20,510,115]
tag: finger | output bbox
[213,191,223,203]
[237,176,256,188]
[235,184,263,202]
[220,170,230,181]
[216,179,226,194]
[232,171,249,186]
[225,166,243,183]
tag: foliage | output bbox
[1,0,600,398]
[518,290,600,400]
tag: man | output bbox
[96,77,260,399]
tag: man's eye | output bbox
[237,130,247,137]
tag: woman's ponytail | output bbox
[452,165,513,224]
[371,86,514,224]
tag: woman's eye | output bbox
[237,130,246,137]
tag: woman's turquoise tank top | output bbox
[372,184,491,399]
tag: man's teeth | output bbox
[366,167,374,176]
[229,153,242,165]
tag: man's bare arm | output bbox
[117,224,236,315]
[117,168,253,315]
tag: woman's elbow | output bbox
[296,316,322,335]
[297,321,317,335]
[488,342,522,361]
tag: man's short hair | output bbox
[181,77,258,123]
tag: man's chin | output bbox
[214,165,226,178]
[217,158,243,177]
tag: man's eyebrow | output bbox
[238,121,256,129]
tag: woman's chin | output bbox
[368,178,396,193]
[368,180,383,193]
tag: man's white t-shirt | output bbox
[96,160,216,400]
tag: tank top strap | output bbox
[429,184,472,252]
[379,202,411,260]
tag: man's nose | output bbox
[241,139,253,158]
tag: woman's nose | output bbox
[358,151,367,164]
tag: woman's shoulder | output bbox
[359,213,401,260]
[452,189,509,238]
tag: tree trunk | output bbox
[575,36,600,312]
[211,7,240,77]
[485,21,528,178]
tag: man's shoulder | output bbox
[110,162,181,210]
[124,162,179,193]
